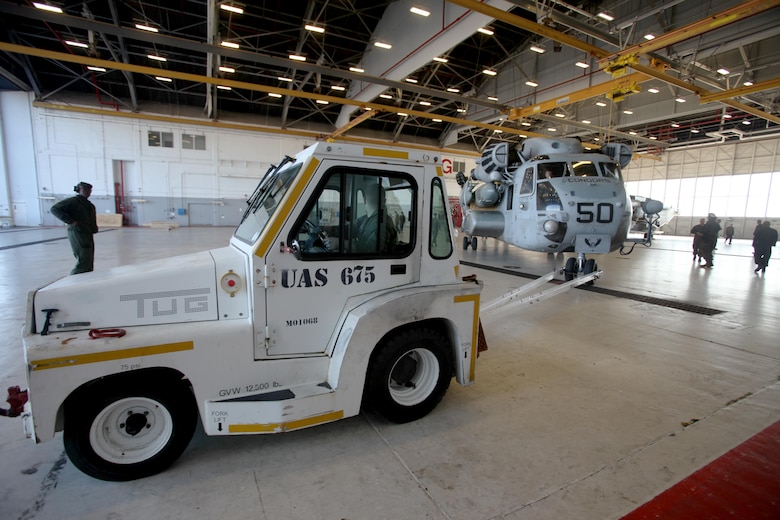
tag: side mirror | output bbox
[290,240,303,260]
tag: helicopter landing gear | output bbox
[462,236,479,250]
[563,253,599,284]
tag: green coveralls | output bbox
[51,195,99,274]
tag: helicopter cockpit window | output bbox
[571,161,599,177]
[519,168,534,195]
[601,162,622,180]
[538,162,566,180]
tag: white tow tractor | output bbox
[3,142,484,481]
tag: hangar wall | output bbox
[0,91,476,228]
[624,138,780,239]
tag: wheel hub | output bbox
[122,410,150,436]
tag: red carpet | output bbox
[621,420,780,519]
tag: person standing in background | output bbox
[753,221,778,274]
[724,222,734,245]
[51,182,99,274]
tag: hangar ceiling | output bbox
[0,0,778,155]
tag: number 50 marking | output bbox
[576,202,614,223]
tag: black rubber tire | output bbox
[583,258,598,285]
[463,236,470,250]
[63,378,197,481]
[471,236,478,250]
[365,328,452,424]
[564,257,577,281]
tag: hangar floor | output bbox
[1,226,778,520]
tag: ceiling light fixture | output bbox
[155,76,172,82]
[135,23,159,33]
[597,11,615,22]
[87,66,106,72]
[65,41,89,48]
[447,87,460,93]
[268,92,282,98]
[349,66,364,73]
[221,41,239,49]
[717,68,730,75]
[219,3,244,14]
[671,123,680,128]
[648,87,660,94]
[410,7,430,16]
[650,136,658,140]
[555,113,566,118]
[398,113,408,117]
[744,80,754,86]
[643,34,655,40]
[482,69,497,76]
[219,66,235,73]
[330,85,346,91]
[289,54,306,62]
[457,108,467,113]
[277,76,292,82]
[405,78,418,83]
[374,41,392,49]
[675,97,686,103]
[477,27,494,36]
[582,119,591,124]
[575,61,590,68]
[418,101,431,106]
[488,96,498,101]
[379,94,392,99]
[742,120,751,125]
[596,101,607,107]
[623,110,633,115]
[494,129,503,133]
[691,128,700,133]
[304,24,325,34]
[432,118,442,122]
[629,131,637,135]
[525,80,538,87]
[33,3,62,13]
[433,56,448,63]
[316,99,328,104]
[722,113,732,119]
[521,122,532,126]
[147,54,167,62]
[217,85,232,90]
[530,44,546,54]
[548,127,557,132]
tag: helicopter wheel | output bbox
[462,236,470,250]
[564,258,577,281]
[471,236,478,250]
[583,259,598,285]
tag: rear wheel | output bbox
[463,236,470,250]
[64,377,197,481]
[365,328,452,423]
[471,236,478,250]
[584,259,598,285]
[564,257,577,281]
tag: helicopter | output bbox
[456,137,662,281]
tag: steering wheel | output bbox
[302,219,330,252]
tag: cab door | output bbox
[259,160,421,358]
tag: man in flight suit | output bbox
[51,182,99,274]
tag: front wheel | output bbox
[64,378,197,481]
[365,328,452,423]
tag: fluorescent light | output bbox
[483,69,497,76]
[268,92,282,98]
[433,56,448,63]
[418,101,431,106]
[575,61,589,68]
[65,41,89,48]
[220,3,244,14]
[447,87,460,93]
[379,94,392,99]
[432,118,442,122]
[410,7,430,16]
[648,87,660,93]
[331,85,346,91]
[582,119,591,124]
[217,85,232,90]
[623,110,633,115]
[525,80,538,87]
[374,41,392,49]
[675,97,686,103]
[494,129,503,133]
[33,3,62,13]
[135,23,158,33]
[722,113,732,119]
[488,96,498,101]
[744,80,754,86]
[596,101,607,107]
[289,54,306,62]
[548,127,557,132]
[278,76,293,82]
[349,66,364,73]
[477,27,494,35]
[221,41,239,49]
[644,34,655,40]
[555,113,566,118]
[219,66,235,73]
[629,131,637,135]
[457,108,467,113]
[650,136,658,140]
[147,54,167,62]
[405,78,418,84]
[398,113,408,117]
[155,76,172,82]
[671,123,680,128]
[717,68,729,75]
[597,11,614,21]
[691,128,700,133]
[742,120,751,125]
[316,99,328,105]
[521,122,532,126]
[87,66,106,72]
[530,44,546,54]
[304,24,325,33]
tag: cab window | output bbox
[538,162,567,179]
[430,178,452,259]
[519,167,534,195]
[290,168,416,259]
[571,161,599,177]
[601,162,622,180]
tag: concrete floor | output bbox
[1,226,778,520]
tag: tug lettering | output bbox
[120,288,211,318]
[281,268,328,288]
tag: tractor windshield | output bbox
[234,157,302,244]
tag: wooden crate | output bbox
[97,213,123,227]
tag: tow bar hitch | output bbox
[0,386,29,417]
